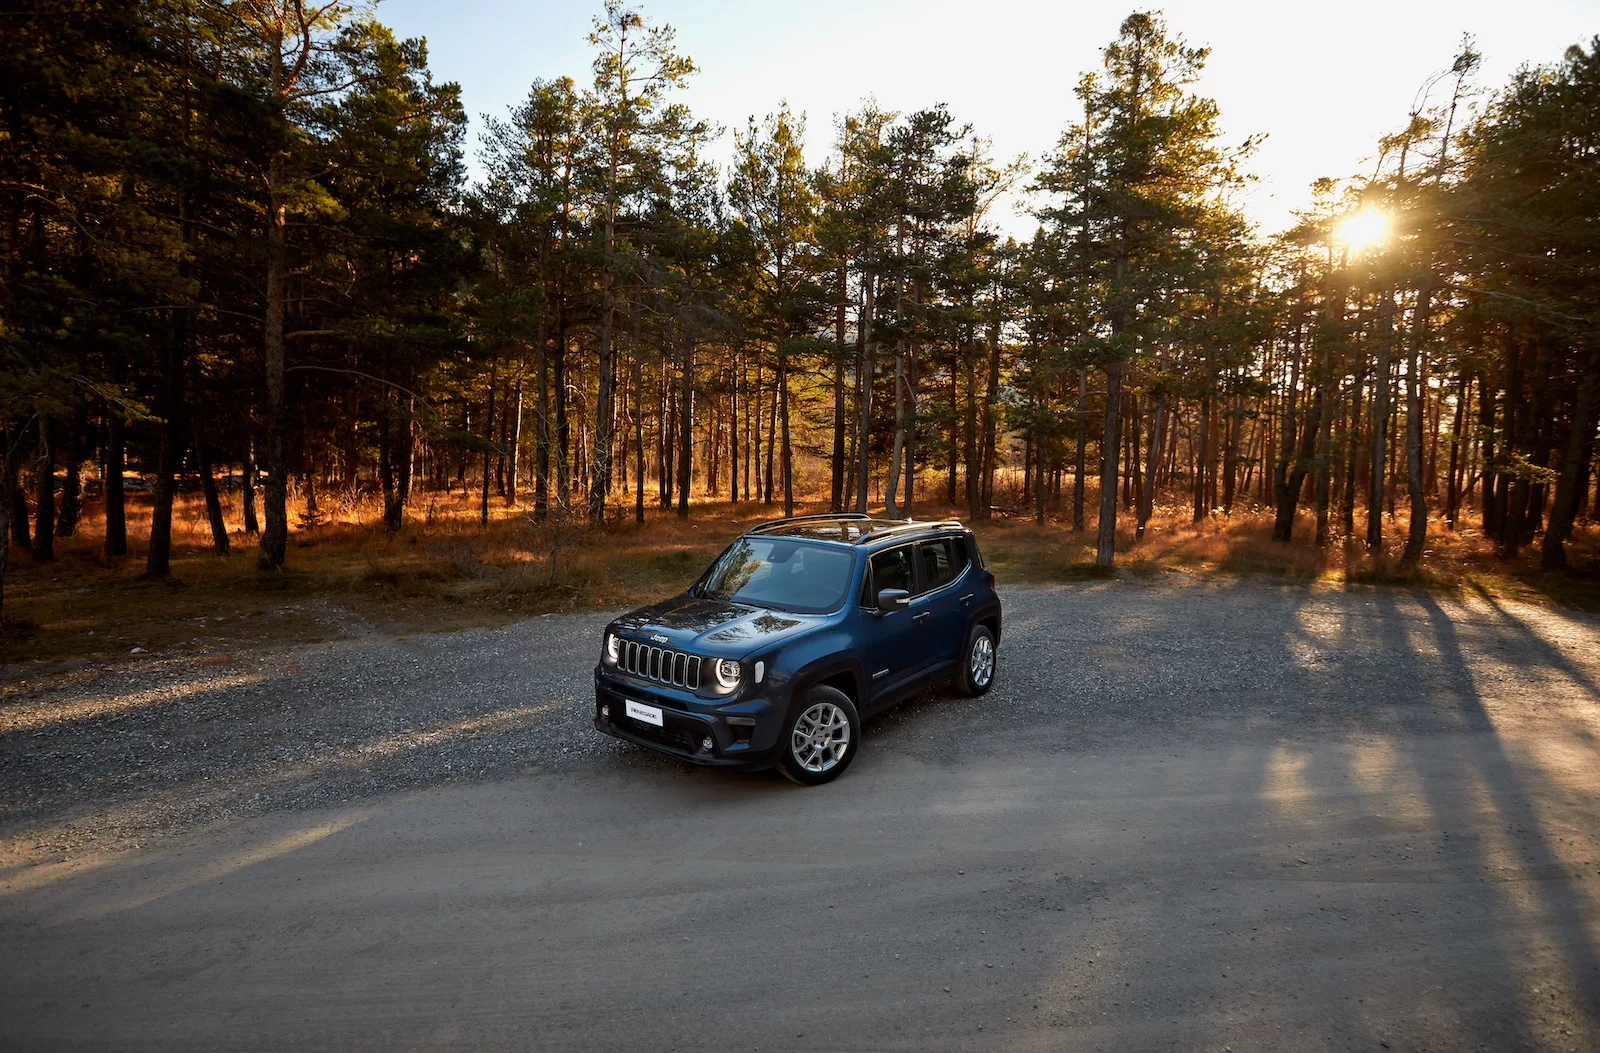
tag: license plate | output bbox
[624,699,664,727]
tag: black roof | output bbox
[744,513,965,546]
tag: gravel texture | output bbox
[3,575,1598,864]
[3,576,1599,1052]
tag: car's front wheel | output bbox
[776,686,860,786]
[955,623,996,696]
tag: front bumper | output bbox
[593,668,783,770]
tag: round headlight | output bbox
[605,633,620,663]
[714,658,741,689]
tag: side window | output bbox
[869,547,914,598]
[917,538,969,592]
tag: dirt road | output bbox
[3,578,1598,1051]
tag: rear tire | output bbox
[955,623,996,696]
[776,685,860,786]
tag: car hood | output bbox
[610,594,823,657]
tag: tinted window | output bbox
[917,538,968,591]
[698,538,854,613]
[869,546,915,597]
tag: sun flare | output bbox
[1334,209,1388,251]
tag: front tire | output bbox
[955,623,996,696]
[776,686,860,786]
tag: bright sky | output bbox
[378,0,1598,237]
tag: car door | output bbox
[914,537,972,676]
[856,544,924,706]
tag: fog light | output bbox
[701,735,714,753]
[600,704,610,719]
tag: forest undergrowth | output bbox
[4,488,1595,670]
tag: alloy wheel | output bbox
[791,701,851,773]
[970,634,994,688]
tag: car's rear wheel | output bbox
[955,623,996,696]
[776,686,860,786]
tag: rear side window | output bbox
[917,538,969,591]
[869,547,914,597]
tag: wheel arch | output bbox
[793,656,866,710]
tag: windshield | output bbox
[696,538,855,613]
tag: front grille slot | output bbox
[620,639,701,689]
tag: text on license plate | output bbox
[624,699,664,727]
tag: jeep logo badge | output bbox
[650,633,669,644]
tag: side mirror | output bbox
[876,588,910,614]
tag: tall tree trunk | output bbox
[481,358,497,526]
[730,352,740,506]
[194,422,229,554]
[31,415,54,562]
[1367,294,1394,554]
[590,210,616,524]
[1096,361,1124,567]
[679,338,693,518]
[1479,368,1498,537]
[831,265,847,512]
[535,333,550,519]
[1272,319,1304,541]
[1540,346,1599,570]
[0,446,14,619]
[242,434,259,536]
[554,298,569,508]
[148,321,185,576]
[1073,367,1087,531]
[55,403,85,537]
[763,365,776,507]
[1445,373,1467,530]
[902,353,916,517]
[979,316,1001,517]
[634,351,645,524]
[885,348,906,519]
[963,342,979,519]
[1401,288,1434,564]
[506,375,523,506]
[1137,398,1164,540]
[104,398,128,555]
[258,167,289,570]
[780,351,794,517]
[379,394,401,531]
[854,277,875,513]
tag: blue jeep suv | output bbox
[594,514,1002,784]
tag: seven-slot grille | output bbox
[620,639,702,689]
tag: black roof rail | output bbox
[746,511,872,535]
[854,519,964,545]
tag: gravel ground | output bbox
[3,576,1599,1052]
[3,575,1597,866]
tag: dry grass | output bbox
[3,485,1596,669]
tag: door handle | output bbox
[959,593,975,605]
[912,610,932,622]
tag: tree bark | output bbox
[1096,361,1124,567]
[258,165,289,570]
[780,351,794,517]
[481,357,497,525]
[678,338,693,517]
[1401,287,1434,564]
[104,399,128,555]
[1137,398,1164,540]
[1367,293,1394,554]
[194,422,230,554]
[30,416,54,562]
[1540,345,1598,570]
[885,348,906,519]
[854,276,875,513]
[1073,367,1087,531]
[55,403,85,537]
